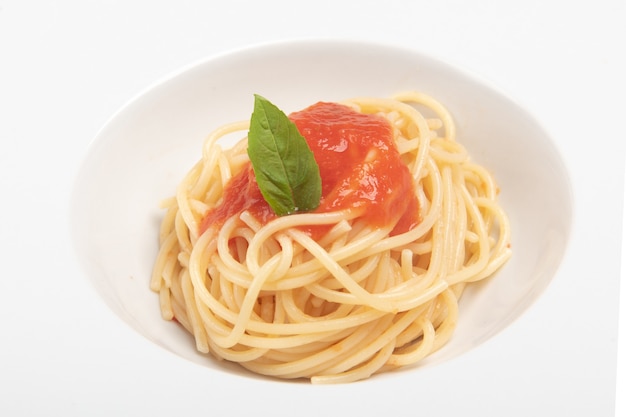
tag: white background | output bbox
[1,1,624,416]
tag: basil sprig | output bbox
[247,95,322,216]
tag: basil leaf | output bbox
[247,94,322,216]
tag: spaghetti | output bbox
[150,91,512,383]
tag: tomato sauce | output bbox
[199,102,419,237]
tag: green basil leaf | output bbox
[247,94,322,216]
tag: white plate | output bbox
[70,40,572,378]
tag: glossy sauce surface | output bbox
[199,102,419,237]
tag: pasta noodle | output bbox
[150,91,512,383]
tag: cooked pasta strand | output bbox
[151,92,511,383]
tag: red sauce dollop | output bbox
[199,102,419,237]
